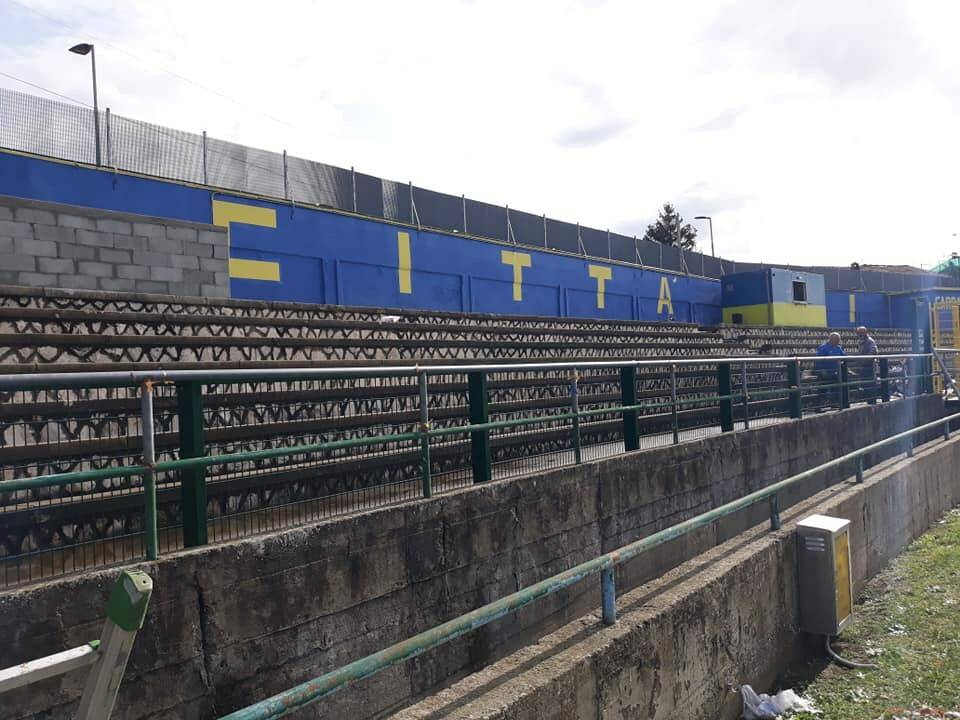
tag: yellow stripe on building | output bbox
[397,231,412,294]
[229,258,281,282]
[212,200,277,229]
[849,293,856,324]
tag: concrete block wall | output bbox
[0,396,944,720]
[0,195,229,298]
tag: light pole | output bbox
[694,215,714,257]
[68,43,100,166]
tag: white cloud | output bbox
[1,0,959,267]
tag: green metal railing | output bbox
[217,407,960,720]
[0,352,935,570]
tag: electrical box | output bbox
[797,514,854,635]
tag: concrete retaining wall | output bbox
[0,396,943,720]
[0,194,228,297]
[396,425,960,719]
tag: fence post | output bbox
[104,108,112,167]
[177,381,207,547]
[282,149,289,200]
[787,360,802,419]
[571,371,582,463]
[351,166,357,212]
[855,456,864,483]
[601,567,617,625]
[468,371,491,483]
[879,357,890,402]
[740,362,749,430]
[76,570,153,720]
[140,383,158,561]
[944,419,951,442]
[839,360,850,409]
[201,130,208,185]
[768,493,781,531]
[418,371,432,498]
[670,364,680,444]
[717,363,734,432]
[621,365,639,451]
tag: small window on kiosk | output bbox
[792,280,808,303]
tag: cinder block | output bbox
[200,257,228,273]
[76,230,115,248]
[17,272,57,286]
[0,270,19,283]
[116,264,150,280]
[132,250,173,267]
[0,237,12,253]
[99,277,136,291]
[95,218,132,235]
[114,235,149,251]
[166,226,198,243]
[184,270,215,285]
[2,254,37,271]
[214,271,228,286]
[57,214,97,230]
[77,261,114,278]
[201,284,230,298]
[198,229,225,245]
[183,241,213,258]
[132,223,166,240]
[135,280,170,294]
[13,208,56,225]
[147,236,182,254]
[14,237,58,257]
[37,257,75,274]
[58,243,96,260]
[34,225,77,244]
[57,274,98,290]
[99,248,132,264]
[0,220,35,238]
[150,266,183,282]
[168,281,202,297]
[212,245,229,260]
[0,207,11,220]
[169,254,200,270]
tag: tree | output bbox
[642,203,698,251]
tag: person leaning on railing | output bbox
[856,326,879,405]
[814,332,845,410]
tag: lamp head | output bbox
[69,43,93,56]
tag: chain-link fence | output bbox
[1,86,954,290]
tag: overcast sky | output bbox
[2,0,959,267]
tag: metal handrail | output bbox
[217,408,959,720]
[0,352,928,391]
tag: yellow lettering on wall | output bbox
[849,293,856,324]
[397,231,412,294]
[501,250,532,301]
[211,200,280,282]
[657,276,674,315]
[588,265,612,309]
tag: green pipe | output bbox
[219,408,960,720]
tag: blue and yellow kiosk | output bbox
[721,268,828,326]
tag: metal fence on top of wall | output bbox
[0,86,953,291]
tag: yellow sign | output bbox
[657,276,674,315]
[211,200,280,282]
[397,231,412,294]
[501,250,532,301]
[588,265,612,309]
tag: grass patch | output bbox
[791,508,960,719]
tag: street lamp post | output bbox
[694,215,714,257]
[69,43,101,166]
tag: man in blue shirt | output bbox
[814,332,845,409]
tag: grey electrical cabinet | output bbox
[797,514,853,635]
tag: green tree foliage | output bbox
[642,203,698,250]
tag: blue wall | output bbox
[0,151,722,323]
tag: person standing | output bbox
[856,326,879,404]
[814,332,845,409]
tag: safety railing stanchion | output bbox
[740,362,749,430]
[468,370,492,483]
[600,566,617,625]
[571,371,582,464]
[718,362,734,432]
[177,381,207,547]
[621,365,639,450]
[839,360,850,409]
[77,570,153,720]
[418,371,432,498]
[944,419,951,442]
[140,382,158,561]
[768,493,780,531]
[856,456,864,483]
[670,364,679,444]
[879,357,890,402]
[787,360,802,419]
